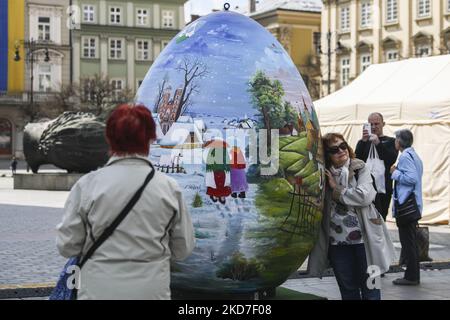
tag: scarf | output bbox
[330,158,350,188]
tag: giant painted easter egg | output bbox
[136,10,325,294]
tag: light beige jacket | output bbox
[56,155,195,300]
[307,159,395,277]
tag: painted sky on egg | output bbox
[136,11,312,118]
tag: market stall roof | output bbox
[315,55,450,123]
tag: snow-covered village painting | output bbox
[136,11,325,294]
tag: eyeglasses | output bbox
[327,142,348,154]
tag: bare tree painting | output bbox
[175,58,208,119]
[153,74,169,113]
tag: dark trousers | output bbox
[398,221,420,282]
[328,244,381,300]
[374,192,392,221]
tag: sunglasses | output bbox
[327,142,348,154]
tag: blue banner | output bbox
[0,0,8,91]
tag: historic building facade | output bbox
[72,0,186,95]
[25,0,71,93]
[0,0,71,158]
[0,0,187,158]
[322,0,450,95]
[0,0,25,158]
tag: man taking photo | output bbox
[355,113,398,221]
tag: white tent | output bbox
[315,55,450,224]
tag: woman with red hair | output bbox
[56,104,195,300]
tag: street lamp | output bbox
[316,31,344,95]
[13,39,51,108]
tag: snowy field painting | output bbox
[136,10,325,294]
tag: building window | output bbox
[0,119,12,156]
[38,65,52,92]
[38,17,51,41]
[161,40,170,49]
[109,39,124,59]
[82,79,96,102]
[313,32,321,54]
[360,54,372,72]
[136,9,149,26]
[386,49,399,62]
[340,6,350,32]
[111,79,124,100]
[83,5,95,23]
[386,0,398,23]
[416,44,431,57]
[110,7,122,24]
[162,10,175,28]
[340,57,350,87]
[82,37,97,58]
[136,40,150,61]
[361,2,372,28]
[417,0,431,18]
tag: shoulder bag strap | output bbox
[78,162,155,269]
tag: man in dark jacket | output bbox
[10,157,18,175]
[355,113,398,220]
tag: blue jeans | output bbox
[328,244,381,300]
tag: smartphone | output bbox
[363,123,371,134]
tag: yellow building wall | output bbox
[7,0,25,93]
[253,10,320,69]
[290,28,313,67]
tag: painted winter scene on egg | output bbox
[136,10,325,294]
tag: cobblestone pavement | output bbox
[7,269,450,300]
[1,196,449,288]
[0,204,66,285]
[1,171,449,300]
[282,269,450,300]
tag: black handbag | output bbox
[394,184,421,226]
[400,226,432,264]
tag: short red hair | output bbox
[106,104,156,156]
